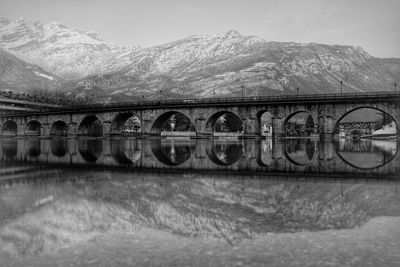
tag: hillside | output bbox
[62,31,400,102]
[1,17,399,102]
[0,48,61,91]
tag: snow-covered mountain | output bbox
[63,30,400,101]
[1,17,399,102]
[0,17,138,79]
[0,48,61,91]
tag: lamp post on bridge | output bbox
[340,80,343,95]
[296,87,299,96]
[241,85,244,100]
[395,83,397,92]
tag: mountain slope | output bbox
[63,31,400,101]
[0,17,138,79]
[1,17,399,102]
[0,48,61,91]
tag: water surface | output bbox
[0,137,399,266]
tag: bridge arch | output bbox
[205,111,243,135]
[284,139,316,166]
[150,111,195,135]
[206,141,243,166]
[283,111,317,137]
[150,139,195,166]
[25,120,42,136]
[26,139,41,158]
[1,140,17,159]
[333,139,398,170]
[77,115,103,137]
[110,139,142,165]
[50,139,68,158]
[50,120,68,137]
[111,112,141,135]
[1,120,17,136]
[78,139,103,163]
[333,106,398,137]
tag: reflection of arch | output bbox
[110,139,141,165]
[77,115,103,137]
[26,139,41,158]
[206,111,243,133]
[50,139,68,157]
[1,140,17,159]
[258,111,273,136]
[334,106,398,135]
[150,111,195,135]
[25,120,42,136]
[305,115,315,135]
[206,142,243,166]
[50,121,68,136]
[111,112,141,135]
[150,139,195,166]
[333,139,397,170]
[284,139,316,166]
[78,140,103,162]
[257,139,274,166]
[1,120,17,136]
[284,111,316,137]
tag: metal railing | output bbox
[1,91,400,117]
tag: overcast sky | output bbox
[1,0,399,57]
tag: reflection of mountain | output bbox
[1,171,400,257]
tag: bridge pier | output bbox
[42,122,51,136]
[68,122,78,136]
[102,121,112,137]
[272,118,285,138]
[319,116,334,138]
[17,124,25,136]
[242,118,259,136]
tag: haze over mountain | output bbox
[0,17,399,102]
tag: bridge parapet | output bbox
[0,92,398,138]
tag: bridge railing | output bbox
[1,91,400,116]
[59,91,400,111]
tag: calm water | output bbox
[0,137,399,266]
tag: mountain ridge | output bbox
[0,17,399,102]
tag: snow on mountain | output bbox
[0,48,62,91]
[65,30,400,101]
[0,17,139,79]
[1,17,399,102]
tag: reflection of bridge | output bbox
[0,138,398,179]
[0,92,399,138]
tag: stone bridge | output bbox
[0,92,399,138]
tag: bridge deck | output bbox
[1,91,399,117]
